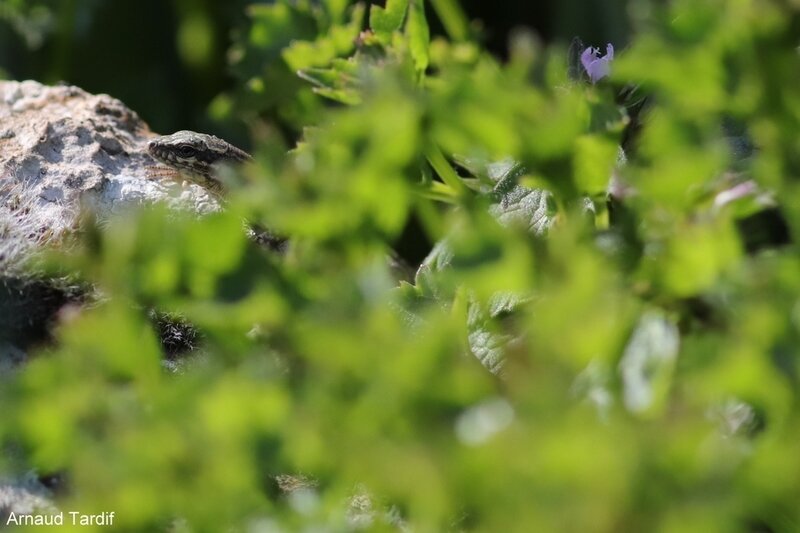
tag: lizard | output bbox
[148,129,287,250]
[147,130,251,194]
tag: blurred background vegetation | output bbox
[0,0,629,138]
[0,0,633,266]
[3,0,800,531]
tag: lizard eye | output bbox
[177,145,195,157]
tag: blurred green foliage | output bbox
[4,0,800,531]
[0,0,250,135]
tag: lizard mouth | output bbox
[147,142,175,165]
[148,143,211,178]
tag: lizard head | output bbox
[147,130,251,178]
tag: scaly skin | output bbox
[147,130,251,192]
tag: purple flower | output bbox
[713,180,758,210]
[581,44,614,83]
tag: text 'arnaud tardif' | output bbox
[6,511,115,527]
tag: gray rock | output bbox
[0,79,219,271]
[0,472,57,523]
[0,80,225,345]
[0,79,227,526]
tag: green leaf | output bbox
[369,0,408,43]
[296,59,362,105]
[426,145,469,197]
[428,0,469,41]
[282,3,365,70]
[573,134,619,193]
[660,219,740,296]
[322,0,350,23]
[407,0,430,72]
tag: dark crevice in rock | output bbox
[0,276,86,349]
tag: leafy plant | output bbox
[3,0,800,531]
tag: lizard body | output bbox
[148,130,287,250]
